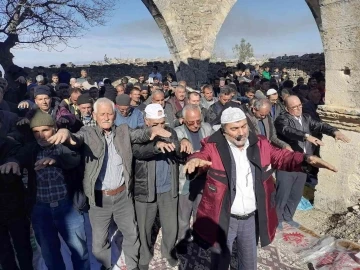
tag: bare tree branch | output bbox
[0,0,117,49]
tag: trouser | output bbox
[134,191,178,266]
[210,215,257,270]
[0,217,33,270]
[276,171,307,222]
[31,197,89,270]
[89,190,139,270]
[178,193,202,241]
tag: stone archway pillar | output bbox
[142,0,237,88]
[314,0,360,213]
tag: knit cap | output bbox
[34,85,51,97]
[30,110,55,128]
[115,94,131,106]
[77,94,93,105]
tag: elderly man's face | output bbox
[35,95,51,112]
[116,105,130,117]
[223,119,249,148]
[286,96,303,117]
[32,125,56,147]
[253,105,270,120]
[219,94,231,105]
[78,103,93,117]
[152,93,165,108]
[145,117,165,129]
[70,78,76,86]
[188,94,200,106]
[175,88,186,101]
[268,93,278,105]
[184,109,201,132]
[93,103,115,130]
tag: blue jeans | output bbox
[31,197,90,270]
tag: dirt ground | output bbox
[294,206,360,244]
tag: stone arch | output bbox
[144,0,360,214]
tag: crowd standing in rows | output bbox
[0,62,349,270]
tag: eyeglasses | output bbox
[185,120,201,126]
[289,104,303,110]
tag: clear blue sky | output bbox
[11,0,323,67]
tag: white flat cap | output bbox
[144,104,165,119]
[266,88,278,96]
[221,107,246,124]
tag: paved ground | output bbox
[29,213,360,270]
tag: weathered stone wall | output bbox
[26,53,325,84]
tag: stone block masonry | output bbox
[24,53,325,86]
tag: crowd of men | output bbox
[0,63,349,270]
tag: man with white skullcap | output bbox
[183,107,338,270]
[132,104,192,269]
[266,88,285,121]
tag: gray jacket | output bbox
[174,122,213,194]
[71,124,151,206]
[246,110,289,149]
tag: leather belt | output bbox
[230,211,256,220]
[97,184,125,196]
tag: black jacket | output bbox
[14,142,81,212]
[132,127,183,203]
[274,112,338,155]
[0,137,26,223]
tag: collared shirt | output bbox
[36,145,67,203]
[155,154,172,194]
[227,140,256,216]
[95,131,125,190]
[81,115,97,127]
[293,115,306,153]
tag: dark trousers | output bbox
[134,191,178,266]
[31,198,89,270]
[276,171,307,222]
[89,190,139,270]
[0,217,33,270]
[178,193,202,241]
[211,215,257,270]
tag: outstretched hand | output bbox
[47,128,76,145]
[183,158,212,174]
[150,126,172,140]
[306,155,337,172]
[0,162,21,176]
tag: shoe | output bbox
[286,220,300,228]
[167,258,178,267]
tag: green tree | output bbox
[232,38,254,62]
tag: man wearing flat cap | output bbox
[183,107,338,270]
[17,85,76,129]
[77,93,96,127]
[114,94,144,128]
[46,98,174,270]
[0,110,89,270]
